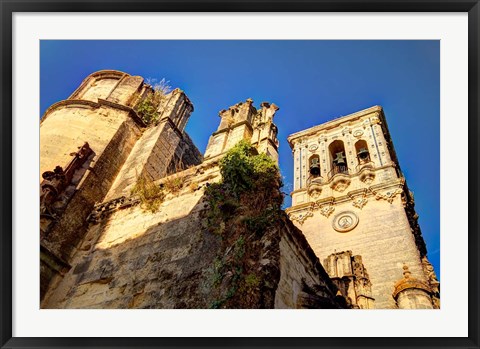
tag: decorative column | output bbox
[370,113,392,165]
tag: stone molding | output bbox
[287,179,406,225]
[68,69,129,100]
[287,105,384,147]
[332,211,359,233]
[41,98,146,127]
[392,264,432,299]
[87,196,140,224]
[348,189,368,210]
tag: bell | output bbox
[333,152,346,165]
[357,147,369,160]
[309,157,320,176]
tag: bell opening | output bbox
[309,155,321,177]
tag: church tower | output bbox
[204,99,280,162]
[285,106,439,309]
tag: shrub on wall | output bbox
[203,140,283,308]
[135,78,171,125]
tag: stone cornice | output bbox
[41,98,146,127]
[286,177,406,219]
[287,106,385,148]
[392,278,431,299]
[68,69,130,100]
[289,163,397,198]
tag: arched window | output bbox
[355,140,371,165]
[308,154,321,177]
[329,140,348,176]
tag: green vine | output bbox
[204,140,283,308]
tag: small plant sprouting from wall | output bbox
[203,140,283,308]
[131,175,165,213]
[135,78,172,125]
[164,176,183,195]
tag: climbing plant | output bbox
[203,140,284,308]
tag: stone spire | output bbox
[204,99,279,162]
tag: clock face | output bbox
[332,211,359,233]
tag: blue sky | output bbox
[40,40,440,278]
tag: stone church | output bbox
[40,70,439,309]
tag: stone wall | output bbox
[42,161,221,308]
[40,104,142,299]
[40,72,344,309]
[275,216,345,309]
[291,194,427,309]
[286,106,437,309]
[40,71,203,301]
[42,161,344,309]
[104,119,202,201]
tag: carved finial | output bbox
[260,101,270,108]
[246,98,253,104]
[402,264,411,279]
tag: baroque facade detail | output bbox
[286,105,440,309]
[288,210,314,225]
[87,196,140,224]
[348,190,368,210]
[318,203,335,218]
[39,70,439,310]
[41,70,355,309]
[370,187,404,204]
[323,251,374,309]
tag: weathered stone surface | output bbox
[41,76,343,309]
[286,106,439,309]
[204,99,279,162]
[42,167,343,309]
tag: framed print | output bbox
[1,1,479,348]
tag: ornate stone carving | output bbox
[319,205,335,218]
[392,264,434,309]
[306,177,323,198]
[358,165,375,184]
[352,197,368,210]
[370,113,381,125]
[330,173,351,192]
[308,143,318,152]
[40,142,93,221]
[87,195,140,224]
[341,127,351,136]
[332,211,359,232]
[288,210,313,225]
[421,256,440,308]
[352,129,364,138]
[371,188,403,203]
[421,256,439,287]
[323,251,374,309]
[349,190,368,210]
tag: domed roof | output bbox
[392,264,431,299]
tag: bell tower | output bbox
[286,106,439,309]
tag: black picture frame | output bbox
[1,1,479,348]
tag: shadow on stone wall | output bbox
[42,193,227,308]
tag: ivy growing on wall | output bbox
[203,140,284,308]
